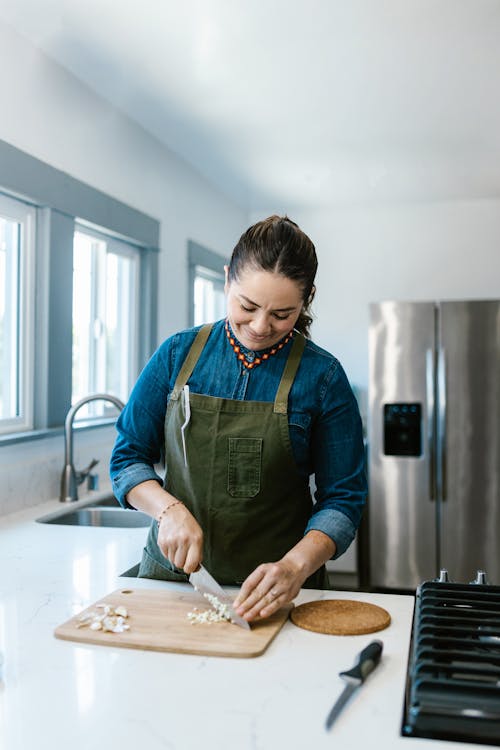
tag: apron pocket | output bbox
[227,437,262,497]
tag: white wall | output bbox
[0,23,246,514]
[0,22,246,341]
[1,427,116,515]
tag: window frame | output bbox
[0,193,36,434]
[0,139,159,445]
[188,240,228,327]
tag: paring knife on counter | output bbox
[325,640,383,730]
[189,564,251,630]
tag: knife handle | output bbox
[339,640,383,683]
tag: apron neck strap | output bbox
[171,324,213,400]
[171,323,306,412]
[273,333,306,414]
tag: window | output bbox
[0,138,159,443]
[188,240,228,326]
[193,265,225,326]
[72,227,140,420]
[0,194,35,434]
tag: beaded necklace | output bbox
[225,319,293,370]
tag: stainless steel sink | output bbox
[36,496,151,527]
[83,496,124,509]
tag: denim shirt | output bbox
[110,319,367,559]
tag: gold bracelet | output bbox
[157,500,183,525]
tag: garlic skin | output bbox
[77,604,130,633]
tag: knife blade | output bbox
[189,564,251,630]
[325,639,383,730]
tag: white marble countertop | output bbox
[0,496,485,750]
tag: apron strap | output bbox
[274,333,306,414]
[171,323,305,413]
[170,323,213,400]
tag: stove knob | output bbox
[436,568,450,583]
[470,570,489,585]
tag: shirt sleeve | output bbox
[110,341,172,507]
[305,359,367,559]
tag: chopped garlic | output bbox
[187,592,233,624]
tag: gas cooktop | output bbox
[402,570,500,746]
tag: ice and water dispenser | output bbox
[383,403,422,456]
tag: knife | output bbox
[325,640,383,730]
[189,564,251,630]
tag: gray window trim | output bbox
[0,140,158,246]
[0,139,160,444]
[187,240,228,327]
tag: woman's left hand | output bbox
[233,559,305,622]
[232,530,336,622]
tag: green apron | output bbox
[138,323,329,589]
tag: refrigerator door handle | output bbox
[437,347,447,501]
[426,348,436,502]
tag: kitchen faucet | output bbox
[60,393,125,502]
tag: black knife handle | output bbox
[339,640,383,683]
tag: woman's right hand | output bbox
[126,480,203,574]
[157,501,203,574]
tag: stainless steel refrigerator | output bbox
[368,300,500,589]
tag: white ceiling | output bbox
[2,0,500,211]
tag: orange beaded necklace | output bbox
[225,319,293,370]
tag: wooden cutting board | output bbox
[55,587,292,658]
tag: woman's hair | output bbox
[227,215,317,337]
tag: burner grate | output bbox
[402,580,500,745]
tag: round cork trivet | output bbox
[290,599,391,635]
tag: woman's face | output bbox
[225,266,303,351]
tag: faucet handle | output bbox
[76,458,100,485]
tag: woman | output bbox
[110,215,366,622]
